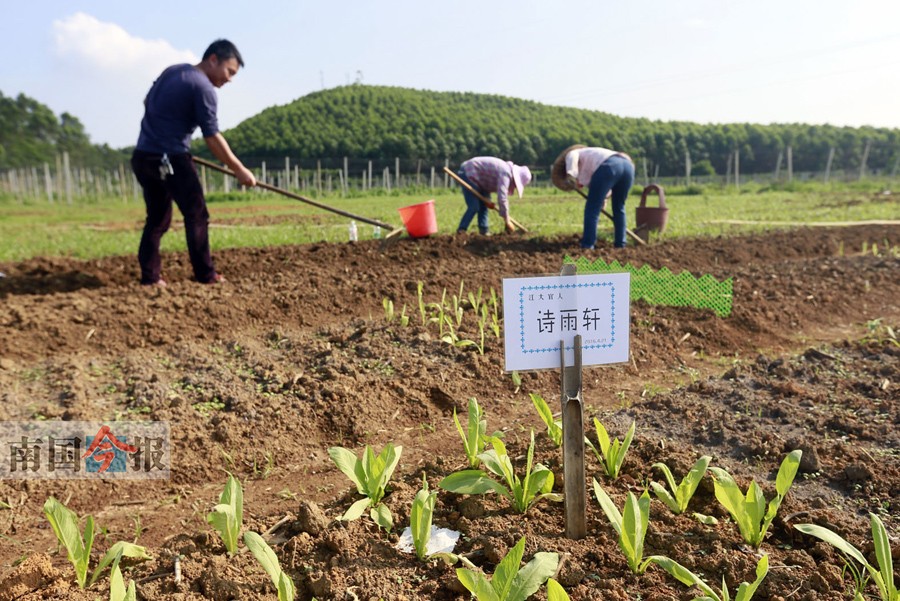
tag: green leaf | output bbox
[507,551,559,601]
[410,480,436,560]
[207,504,238,554]
[341,498,370,522]
[530,393,562,447]
[277,571,296,601]
[676,456,712,511]
[693,512,719,525]
[734,554,768,601]
[870,513,896,601]
[439,470,508,496]
[492,537,526,600]
[457,568,500,601]
[327,447,366,493]
[90,541,151,586]
[244,531,295,601]
[370,503,393,531]
[794,523,868,566]
[614,421,636,477]
[546,578,570,601]
[244,531,283,588]
[110,565,126,601]
[650,555,721,600]
[774,450,802,497]
[649,481,680,513]
[43,496,90,588]
[592,479,622,535]
[594,418,611,458]
[652,462,679,497]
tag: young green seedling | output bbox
[440,430,562,513]
[244,531,296,601]
[652,554,769,601]
[650,455,711,514]
[546,578,571,601]
[530,393,562,447]
[468,286,484,315]
[206,474,244,554]
[587,419,635,480]
[456,536,559,601]
[795,513,897,601]
[109,565,136,601]
[453,397,500,469]
[43,497,151,589]
[709,449,801,547]
[409,473,437,561]
[89,540,153,587]
[382,297,395,322]
[328,442,402,531]
[43,496,95,588]
[417,281,427,326]
[592,483,655,574]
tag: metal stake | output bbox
[560,263,587,539]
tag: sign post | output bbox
[503,267,630,539]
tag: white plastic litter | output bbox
[395,526,460,556]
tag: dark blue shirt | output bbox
[136,64,219,154]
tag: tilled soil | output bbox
[0,225,897,601]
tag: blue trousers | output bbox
[581,155,635,248]
[456,171,490,234]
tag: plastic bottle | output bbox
[373,225,382,239]
[349,221,358,242]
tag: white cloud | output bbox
[52,12,196,73]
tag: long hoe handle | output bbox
[574,188,646,246]
[442,167,529,233]
[193,156,399,232]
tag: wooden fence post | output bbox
[343,157,349,193]
[787,146,793,182]
[685,150,691,186]
[824,147,835,183]
[44,162,54,203]
[859,139,871,180]
[63,151,73,205]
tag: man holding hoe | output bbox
[131,39,256,287]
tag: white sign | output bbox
[503,273,630,371]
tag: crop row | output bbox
[40,396,897,601]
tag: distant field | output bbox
[0,180,897,262]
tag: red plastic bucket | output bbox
[398,200,438,238]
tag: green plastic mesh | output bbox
[565,256,733,317]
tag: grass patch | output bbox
[0,180,896,262]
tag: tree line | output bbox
[219,85,900,177]
[4,85,899,178]
[0,91,127,170]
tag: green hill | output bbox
[219,84,900,177]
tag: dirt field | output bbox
[0,225,897,601]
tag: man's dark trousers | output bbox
[131,151,216,284]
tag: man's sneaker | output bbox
[142,279,167,288]
[203,273,226,284]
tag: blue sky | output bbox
[3,0,899,149]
